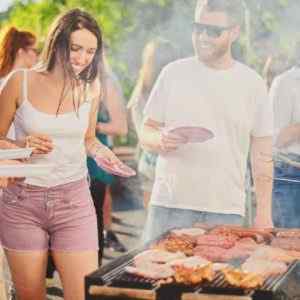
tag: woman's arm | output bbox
[96,76,128,136]
[0,72,22,138]
[85,79,123,165]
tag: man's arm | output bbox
[250,136,273,228]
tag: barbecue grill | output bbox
[85,231,300,300]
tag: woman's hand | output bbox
[93,144,123,168]
[25,134,53,154]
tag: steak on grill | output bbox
[196,234,238,249]
[210,225,273,243]
[276,229,300,238]
[193,244,250,262]
[153,234,196,255]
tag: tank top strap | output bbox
[22,69,29,103]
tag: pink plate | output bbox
[168,126,214,143]
[95,157,136,178]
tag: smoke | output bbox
[113,1,197,87]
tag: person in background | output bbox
[0,9,123,300]
[88,58,128,262]
[127,38,180,208]
[270,41,300,228]
[140,0,274,242]
[0,26,38,79]
[0,26,38,140]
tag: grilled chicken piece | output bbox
[173,262,214,285]
[222,267,264,289]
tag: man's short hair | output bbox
[196,0,245,26]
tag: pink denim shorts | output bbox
[0,178,98,251]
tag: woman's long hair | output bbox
[40,8,105,115]
[0,27,36,77]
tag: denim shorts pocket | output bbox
[2,185,27,207]
[61,181,93,209]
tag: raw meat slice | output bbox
[168,256,210,269]
[134,249,186,265]
[172,228,206,237]
[242,258,287,278]
[125,263,175,279]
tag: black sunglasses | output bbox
[193,22,233,38]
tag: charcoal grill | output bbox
[85,232,300,300]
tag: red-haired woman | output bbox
[0,27,38,139]
[0,26,38,78]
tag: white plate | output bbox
[0,164,54,177]
[0,148,33,160]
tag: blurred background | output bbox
[1,0,300,147]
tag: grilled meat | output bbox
[172,227,206,237]
[168,256,210,268]
[153,233,196,256]
[276,229,300,238]
[173,262,214,285]
[125,262,175,280]
[196,234,238,249]
[271,237,300,252]
[242,258,287,278]
[210,226,273,243]
[222,267,264,289]
[134,249,186,265]
[250,246,295,263]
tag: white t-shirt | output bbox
[270,66,300,156]
[144,57,273,216]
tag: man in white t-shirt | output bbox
[140,0,273,241]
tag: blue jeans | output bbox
[142,205,244,243]
[273,155,300,228]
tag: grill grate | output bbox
[101,261,298,295]
[86,229,300,300]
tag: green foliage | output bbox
[2,0,300,145]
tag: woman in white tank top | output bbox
[0,9,124,300]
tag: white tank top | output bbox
[14,69,92,187]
